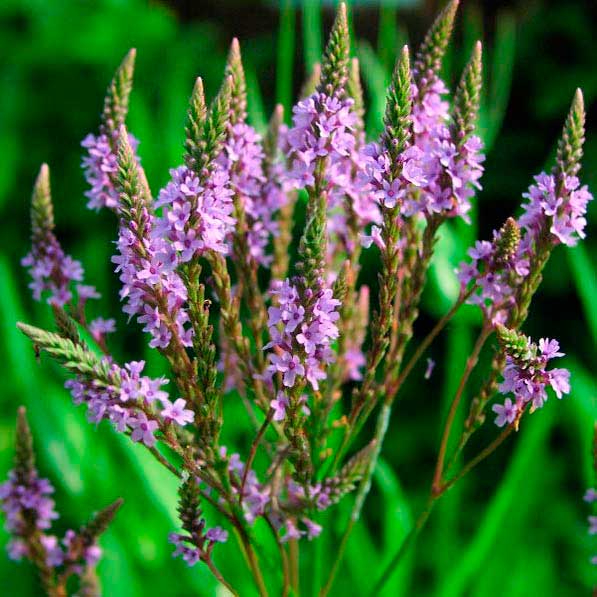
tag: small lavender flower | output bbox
[265,278,340,394]
[22,164,98,307]
[154,164,235,263]
[424,358,436,380]
[89,317,116,343]
[492,327,571,427]
[218,122,287,265]
[82,48,140,211]
[0,469,58,546]
[519,171,593,247]
[113,131,194,349]
[81,131,141,211]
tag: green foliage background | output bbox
[0,0,595,594]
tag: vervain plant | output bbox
[4,2,593,594]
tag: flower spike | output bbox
[101,48,136,135]
[319,2,350,97]
[413,0,459,85]
[555,87,585,181]
[453,41,483,145]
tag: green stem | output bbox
[431,325,491,494]
[320,403,391,596]
[289,538,299,595]
[204,556,239,596]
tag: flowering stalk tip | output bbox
[555,87,585,180]
[319,2,350,96]
[101,48,136,135]
[184,77,207,170]
[413,0,459,85]
[453,40,483,143]
[225,37,247,124]
[383,45,412,162]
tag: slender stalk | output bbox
[205,556,239,596]
[431,325,491,494]
[265,515,290,597]
[240,410,274,501]
[440,424,515,493]
[385,288,473,401]
[320,404,390,596]
[332,292,468,471]
[234,526,269,597]
[146,444,180,477]
[289,538,299,595]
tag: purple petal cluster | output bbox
[457,230,530,325]
[218,123,288,265]
[0,469,58,561]
[169,526,228,567]
[65,359,193,447]
[411,78,484,221]
[89,317,116,343]
[585,488,597,565]
[221,449,330,541]
[81,132,140,211]
[22,234,96,308]
[413,131,484,221]
[154,165,235,262]
[359,142,427,249]
[265,278,340,395]
[287,92,358,190]
[286,91,378,262]
[411,79,450,140]
[459,170,592,324]
[113,202,193,349]
[519,172,593,247]
[492,336,570,427]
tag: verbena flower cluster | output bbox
[1,409,120,594]
[66,359,193,447]
[492,329,570,427]
[7,2,594,594]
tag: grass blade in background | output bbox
[302,0,322,74]
[356,40,389,140]
[276,0,295,113]
[439,406,555,597]
[482,10,516,150]
[375,457,413,597]
[566,244,597,345]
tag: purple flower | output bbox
[22,234,94,308]
[584,489,597,503]
[154,165,235,262]
[589,516,597,535]
[493,333,571,426]
[129,412,159,447]
[89,317,116,342]
[112,196,194,350]
[205,527,228,543]
[270,392,289,422]
[161,398,194,426]
[302,517,322,540]
[424,358,435,380]
[265,278,340,392]
[1,467,59,561]
[81,132,140,211]
[491,398,518,428]
[520,172,593,247]
[217,122,289,265]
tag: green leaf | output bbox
[566,244,597,344]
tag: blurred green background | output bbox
[0,0,596,595]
